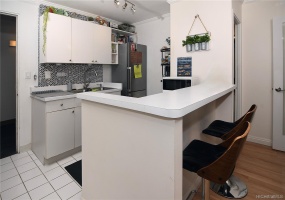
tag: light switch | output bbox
[45,71,51,79]
[25,72,31,79]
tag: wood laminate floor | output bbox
[193,142,285,200]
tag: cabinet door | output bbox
[72,19,95,63]
[41,13,72,63]
[46,109,75,158]
[74,107,82,148]
[94,24,112,64]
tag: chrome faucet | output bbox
[83,67,97,91]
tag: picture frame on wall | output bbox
[177,57,192,76]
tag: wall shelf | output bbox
[111,28,136,36]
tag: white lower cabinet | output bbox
[46,108,75,158]
[32,98,81,164]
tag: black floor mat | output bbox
[65,160,82,186]
[0,119,17,159]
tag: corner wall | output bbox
[170,1,233,83]
[133,14,170,95]
[242,1,285,146]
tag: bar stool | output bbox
[201,105,256,198]
[202,104,256,140]
[183,122,250,200]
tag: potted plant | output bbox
[193,35,201,51]
[200,33,211,50]
[182,36,194,52]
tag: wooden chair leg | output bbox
[205,179,210,200]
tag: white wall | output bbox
[242,1,285,146]
[133,14,170,95]
[1,1,39,149]
[170,1,234,84]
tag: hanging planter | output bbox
[181,15,211,53]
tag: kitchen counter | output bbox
[30,82,122,102]
[77,81,235,118]
[78,80,235,200]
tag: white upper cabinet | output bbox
[40,13,112,64]
[94,24,112,64]
[40,13,72,63]
[72,18,95,63]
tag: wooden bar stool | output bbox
[183,122,251,200]
[201,105,256,198]
[202,104,256,139]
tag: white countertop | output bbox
[77,81,235,118]
[30,82,122,102]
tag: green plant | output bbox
[182,36,194,46]
[88,17,94,21]
[42,6,55,55]
[200,33,211,43]
[193,35,201,43]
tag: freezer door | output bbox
[128,44,147,94]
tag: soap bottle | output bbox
[67,81,72,92]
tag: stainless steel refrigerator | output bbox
[112,43,147,97]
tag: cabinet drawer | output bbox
[46,98,75,112]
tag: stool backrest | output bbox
[234,104,257,125]
[222,105,256,140]
[197,122,250,184]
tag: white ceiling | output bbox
[45,0,170,24]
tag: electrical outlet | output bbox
[45,71,51,79]
[25,72,31,79]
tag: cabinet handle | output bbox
[72,111,75,113]
[69,59,72,62]
[61,104,63,106]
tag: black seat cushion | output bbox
[202,120,236,138]
[183,140,226,173]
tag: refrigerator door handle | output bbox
[127,67,131,92]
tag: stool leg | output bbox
[201,179,210,200]
[205,179,210,200]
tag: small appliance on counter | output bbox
[163,77,198,91]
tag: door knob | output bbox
[275,87,285,92]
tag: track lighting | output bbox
[131,5,135,13]
[114,0,120,5]
[114,0,136,13]
[122,2,128,9]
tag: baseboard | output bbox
[19,143,32,153]
[247,135,272,146]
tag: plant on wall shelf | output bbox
[200,33,211,50]
[182,36,194,52]
[42,6,55,55]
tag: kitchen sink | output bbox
[71,87,114,93]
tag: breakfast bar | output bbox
[77,81,235,200]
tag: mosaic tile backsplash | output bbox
[38,4,103,87]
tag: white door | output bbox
[273,17,285,151]
[72,19,95,63]
[94,24,111,64]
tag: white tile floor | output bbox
[0,151,82,200]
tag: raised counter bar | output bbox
[77,81,235,118]
[77,81,235,200]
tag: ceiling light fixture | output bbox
[122,1,128,9]
[131,5,136,13]
[114,0,120,5]
[116,0,136,13]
